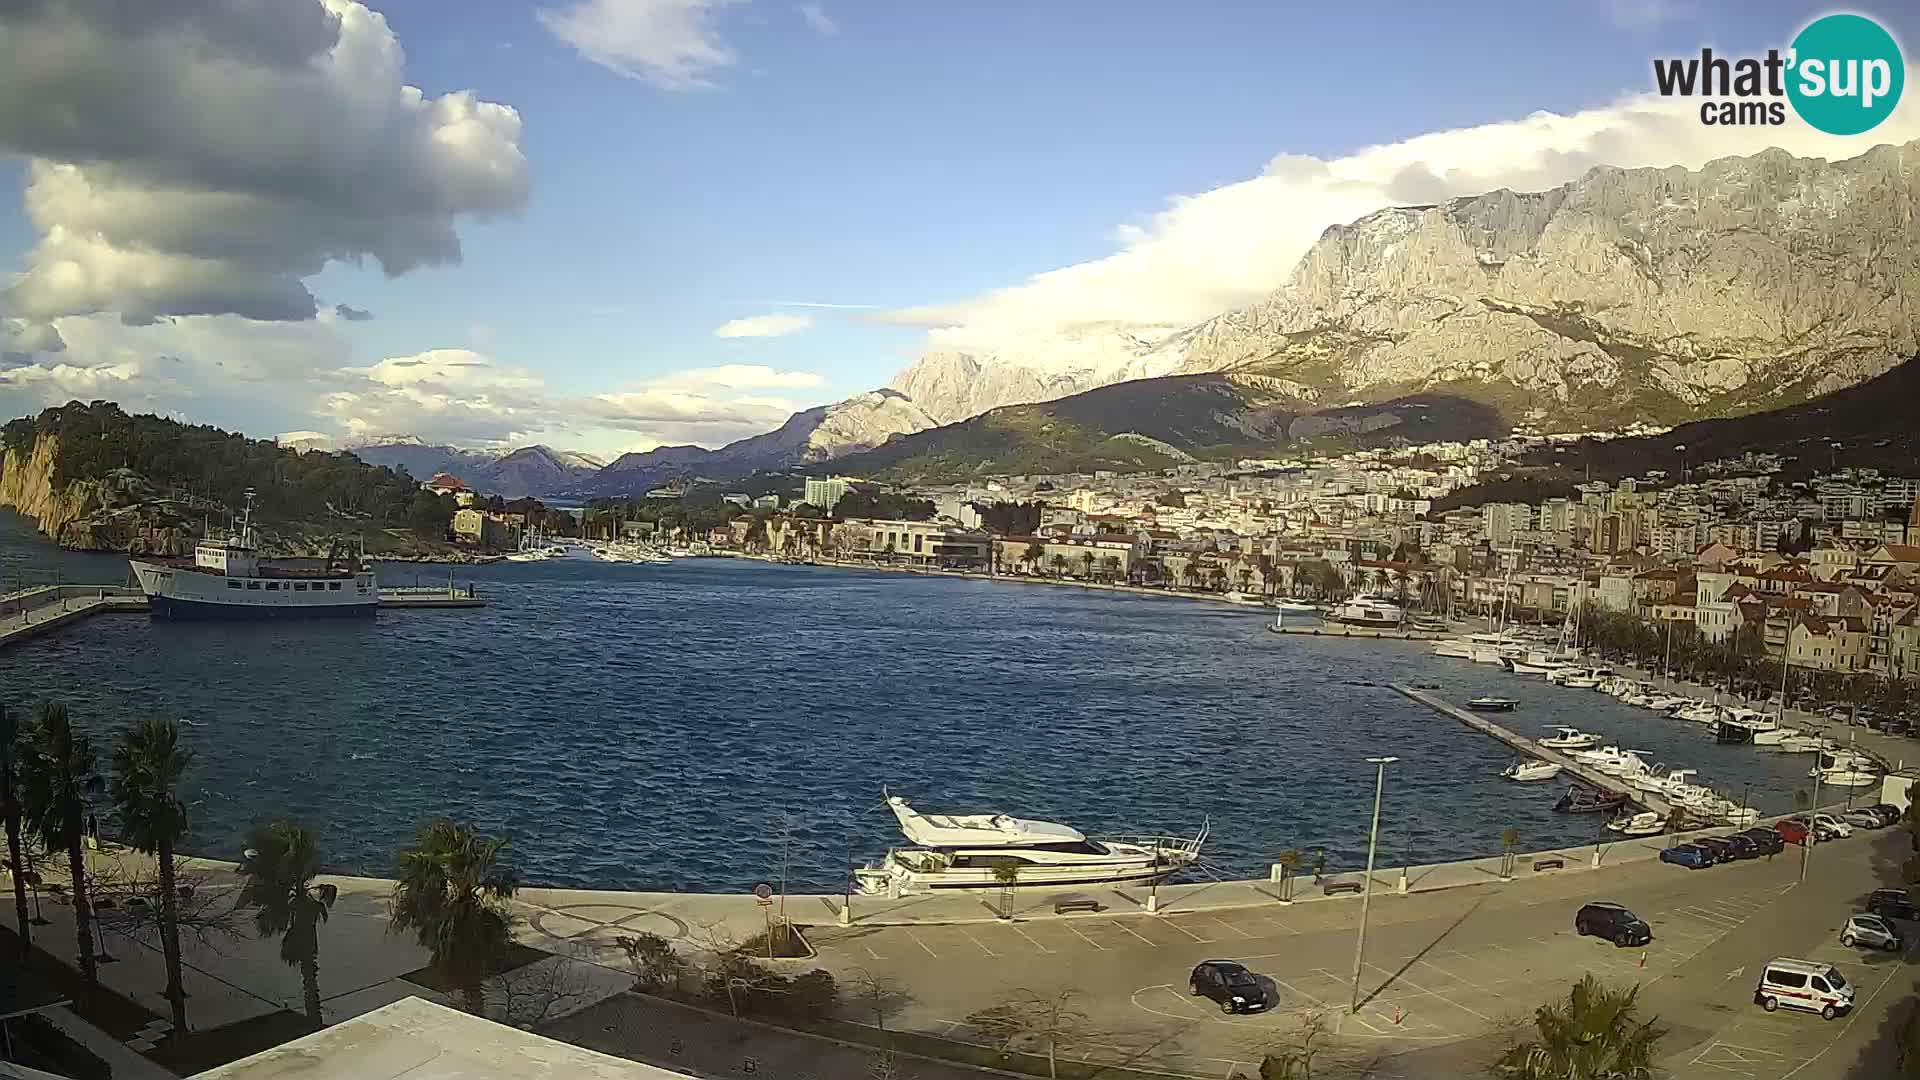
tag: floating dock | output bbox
[2,583,486,651]
[378,587,487,609]
[1390,683,1673,817]
[1267,625,1443,641]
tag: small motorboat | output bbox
[1502,760,1564,782]
[1540,727,1602,751]
[1274,599,1319,615]
[1466,697,1519,712]
[1606,810,1665,837]
[1554,785,1629,814]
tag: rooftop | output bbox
[195,997,694,1080]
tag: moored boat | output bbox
[1466,697,1519,712]
[129,490,377,619]
[1540,727,1602,751]
[1502,760,1564,782]
[851,794,1206,896]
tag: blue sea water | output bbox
[1,511,1822,893]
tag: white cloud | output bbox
[798,3,837,37]
[713,312,813,338]
[881,94,1920,348]
[538,0,738,90]
[0,0,528,338]
[654,364,826,390]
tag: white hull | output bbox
[130,559,377,616]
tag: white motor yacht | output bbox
[851,795,1206,896]
[1815,769,1881,788]
[1502,760,1564,782]
[1751,726,1800,746]
[1675,702,1722,725]
[1769,734,1832,754]
[1540,727,1603,751]
[1326,597,1405,627]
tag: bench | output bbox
[1532,858,1565,872]
[1323,881,1363,897]
[1053,898,1102,915]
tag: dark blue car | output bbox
[1660,844,1714,869]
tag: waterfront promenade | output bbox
[6,819,1908,1079]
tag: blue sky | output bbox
[4,0,1919,453]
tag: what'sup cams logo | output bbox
[1653,12,1904,134]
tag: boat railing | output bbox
[1109,820,1210,859]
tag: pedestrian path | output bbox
[0,585,147,651]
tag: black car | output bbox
[1575,902,1653,947]
[1189,960,1269,1014]
[1692,837,1738,863]
[1874,804,1906,826]
[1868,889,1920,921]
[1739,827,1786,855]
[1718,834,1761,860]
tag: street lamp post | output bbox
[1349,756,1398,1015]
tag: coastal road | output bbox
[804,834,1917,1078]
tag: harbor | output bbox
[1392,683,1675,818]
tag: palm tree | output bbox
[1049,553,1067,578]
[1494,975,1666,1078]
[17,702,102,988]
[2,704,33,958]
[1079,552,1094,579]
[1500,827,1521,879]
[991,862,1020,920]
[1024,542,1046,574]
[110,719,193,1030]
[1101,555,1121,582]
[238,821,336,1028]
[389,819,519,1016]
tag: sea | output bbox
[0,509,1829,894]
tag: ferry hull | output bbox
[149,594,377,620]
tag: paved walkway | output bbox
[0,585,146,651]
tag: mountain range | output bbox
[351,139,1920,496]
[332,438,606,499]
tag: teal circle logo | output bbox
[1787,14,1904,135]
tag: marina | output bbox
[1391,683,1676,818]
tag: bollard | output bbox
[1397,868,1408,895]
[837,903,850,927]
[1145,893,1159,914]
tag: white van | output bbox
[1754,958,1855,1019]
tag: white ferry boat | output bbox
[128,491,377,619]
[852,794,1206,896]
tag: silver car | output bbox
[1841,913,1903,952]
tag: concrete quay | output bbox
[0,584,147,650]
[1391,683,1676,818]
[1268,624,1443,641]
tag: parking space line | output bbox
[1064,924,1108,951]
[1010,925,1054,954]
[1112,921,1158,947]
[1672,906,1742,929]
[1206,916,1256,939]
[905,930,940,958]
[958,927,999,957]
[1412,956,1493,993]
[1365,962,1496,1023]
[862,943,885,961]
[1157,918,1208,943]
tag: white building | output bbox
[804,476,851,512]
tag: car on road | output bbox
[1755,958,1854,1020]
[1811,813,1854,839]
[1841,913,1903,951]
[1189,960,1269,1014]
[1843,807,1891,829]
[1870,804,1904,825]
[1692,837,1738,863]
[1717,833,1760,859]
[1659,844,1714,869]
[1776,819,1812,845]
[1867,888,1920,921]
[1738,827,1786,855]
[1574,902,1653,946]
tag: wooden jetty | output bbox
[1390,683,1673,817]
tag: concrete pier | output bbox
[1266,624,1442,640]
[1391,682,1674,817]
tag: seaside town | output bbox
[423,435,1920,693]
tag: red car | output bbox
[1775,819,1811,845]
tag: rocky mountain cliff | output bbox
[578,389,938,496]
[347,441,604,499]
[887,322,1187,424]
[1174,140,1920,429]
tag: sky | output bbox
[3,0,1919,457]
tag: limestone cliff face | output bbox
[887,323,1188,425]
[0,434,99,540]
[1177,141,1920,428]
[0,433,195,554]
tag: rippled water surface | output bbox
[2,512,1822,892]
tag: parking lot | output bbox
[805,848,1855,1077]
